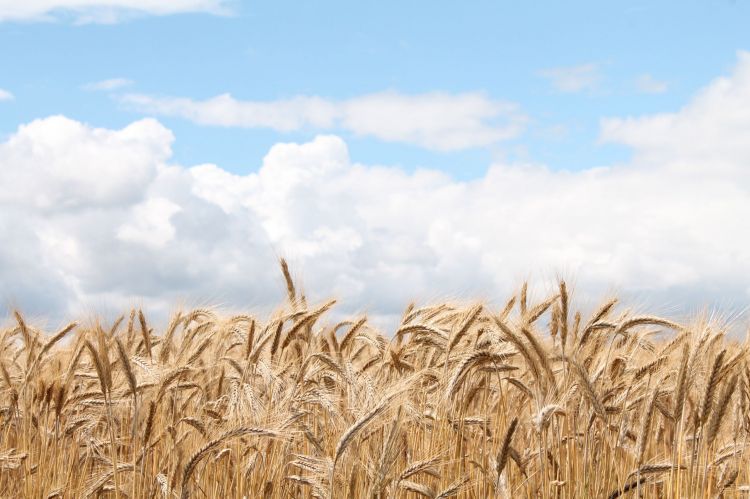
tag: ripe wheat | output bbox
[0,261,748,498]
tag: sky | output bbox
[1,0,749,328]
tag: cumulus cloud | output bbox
[0,115,274,319]
[635,74,668,94]
[3,53,750,327]
[117,197,182,248]
[0,88,13,101]
[0,0,228,23]
[538,63,601,93]
[83,78,133,91]
[122,91,527,151]
[0,115,170,210]
[601,51,750,164]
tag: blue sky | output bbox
[2,1,749,177]
[1,0,750,326]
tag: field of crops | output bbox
[1,261,747,498]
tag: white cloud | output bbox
[125,94,339,131]
[0,0,228,23]
[3,53,750,326]
[341,92,523,150]
[635,74,668,94]
[117,197,182,248]
[83,78,133,91]
[601,51,750,164]
[0,88,13,101]
[122,91,527,151]
[539,63,601,93]
[0,115,170,210]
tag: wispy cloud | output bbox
[635,74,668,94]
[0,0,230,23]
[538,63,601,93]
[122,91,528,151]
[83,78,133,91]
[0,88,14,101]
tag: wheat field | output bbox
[1,261,748,498]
